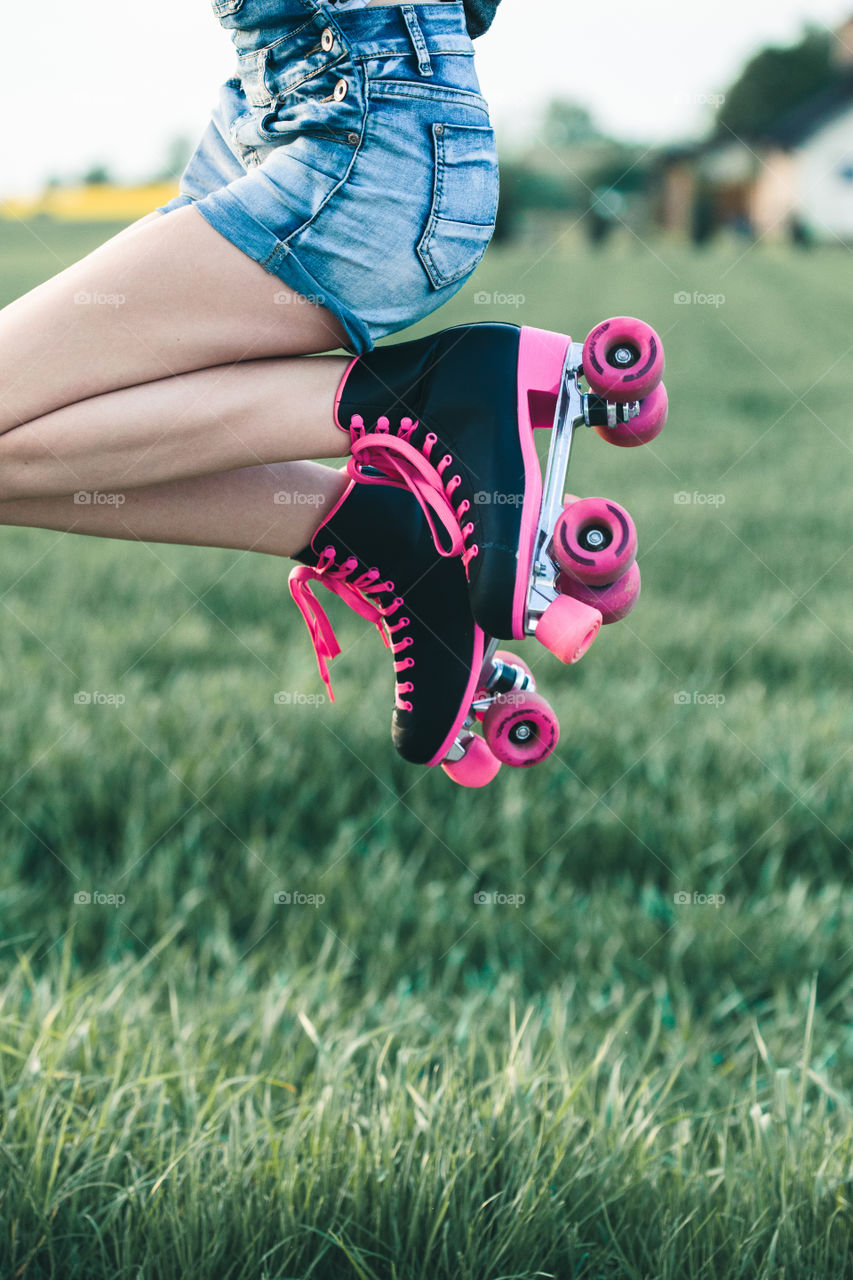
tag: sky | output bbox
[0,0,851,196]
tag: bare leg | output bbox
[0,355,349,501]
[0,460,347,559]
[0,204,350,431]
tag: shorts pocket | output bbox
[211,0,244,15]
[417,122,499,289]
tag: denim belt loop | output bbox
[400,5,434,77]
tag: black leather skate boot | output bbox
[289,478,499,782]
[334,323,568,640]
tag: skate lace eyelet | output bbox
[344,419,472,559]
[294,543,421,709]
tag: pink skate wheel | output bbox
[583,316,665,402]
[535,593,601,664]
[483,691,560,768]
[441,735,501,787]
[552,497,637,586]
[559,561,641,624]
[594,382,668,448]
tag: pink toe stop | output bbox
[441,735,501,787]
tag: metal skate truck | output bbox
[289,317,668,787]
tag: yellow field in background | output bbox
[0,182,179,222]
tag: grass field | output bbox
[0,217,852,1279]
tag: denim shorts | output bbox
[157,0,499,353]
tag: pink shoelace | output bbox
[345,414,480,569]
[288,547,416,709]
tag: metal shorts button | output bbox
[321,27,334,52]
[333,78,348,102]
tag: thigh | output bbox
[0,205,349,433]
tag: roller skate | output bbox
[335,318,667,662]
[288,480,563,786]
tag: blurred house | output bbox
[659,17,853,244]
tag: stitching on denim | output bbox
[367,80,488,109]
[352,44,474,59]
[258,241,369,351]
[400,6,434,77]
[417,122,496,287]
[418,123,445,284]
[259,66,368,249]
[238,15,337,58]
[264,50,348,100]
